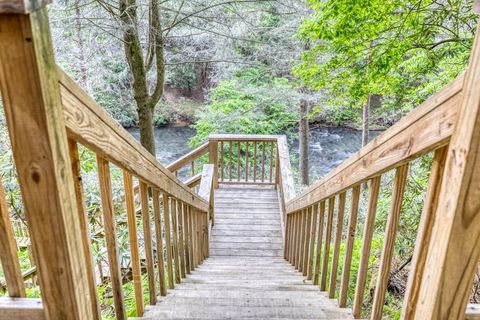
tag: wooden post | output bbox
[321,197,335,291]
[152,189,167,296]
[313,201,325,286]
[329,191,346,298]
[0,4,96,318]
[162,192,174,289]
[140,182,156,305]
[209,139,218,188]
[412,21,480,319]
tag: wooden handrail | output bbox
[58,67,208,213]
[166,142,209,173]
[286,74,463,213]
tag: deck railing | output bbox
[0,4,214,320]
[284,21,480,320]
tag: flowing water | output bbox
[128,126,380,184]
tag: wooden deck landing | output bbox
[141,185,353,319]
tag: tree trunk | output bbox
[138,100,156,155]
[299,99,309,185]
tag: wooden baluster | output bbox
[329,191,346,298]
[295,211,302,269]
[123,171,144,315]
[183,203,191,274]
[261,141,266,183]
[192,208,198,268]
[97,157,126,319]
[245,141,249,182]
[171,198,181,284]
[299,209,308,272]
[303,206,313,276]
[321,197,335,291]
[353,176,381,318]
[401,147,447,319]
[175,171,178,177]
[188,206,194,270]
[307,203,319,280]
[371,164,409,320]
[191,161,195,176]
[284,214,290,259]
[140,182,156,305]
[162,192,174,289]
[178,202,187,279]
[269,141,274,183]
[152,189,167,296]
[313,201,326,285]
[220,141,224,182]
[288,213,296,263]
[229,141,233,182]
[0,177,25,298]
[237,141,241,182]
[339,185,361,307]
[209,139,219,188]
[69,140,100,318]
[197,210,202,264]
[253,142,257,182]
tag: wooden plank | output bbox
[353,176,381,318]
[286,75,463,213]
[269,142,274,183]
[58,68,208,212]
[245,141,249,182]
[0,298,44,320]
[253,142,257,182]
[123,171,144,315]
[413,22,480,319]
[220,141,224,181]
[229,141,233,182]
[171,198,181,284]
[371,164,409,319]
[166,142,209,173]
[187,206,194,271]
[209,140,218,188]
[339,185,361,307]
[288,212,296,263]
[68,140,101,318]
[0,178,25,297]
[0,10,98,319]
[209,134,280,142]
[329,191,346,299]
[97,157,125,319]
[261,142,266,183]
[162,192,174,289]
[277,136,295,203]
[313,201,325,286]
[184,173,201,188]
[283,214,291,260]
[321,197,335,291]
[152,189,167,296]
[140,182,156,305]
[184,204,191,274]
[237,142,241,182]
[0,0,50,13]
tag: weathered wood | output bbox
[183,204,191,274]
[184,173,201,188]
[237,142,241,182]
[313,201,325,286]
[220,141,224,181]
[253,142,258,182]
[209,134,280,141]
[269,142,274,183]
[171,198,181,284]
[152,189,167,296]
[198,164,215,225]
[261,142,266,183]
[58,68,208,212]
[286,75,463,213]
[97,157,125,320]
[123,171,144,315]
[187,206,194,271]
[0,298,44,320]
[162,192,174,289]
[166,142,209,173]
[329,191,346,299]
[0,10,96,318]
[245,141,249,182]
[229,141,233,182]
[140,182,156,305]
[0,178,25,297]
[371,164,409,320]
[178,202,187,279]
[209,139,218,188]
[277,136,295,203]
[298,210,307,272]
[321,197,335,291]
[413,22,480,319]
[339,185,361,307]
[302,206,313,277]
[353,176,381,318]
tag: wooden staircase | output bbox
[140,184,353,319]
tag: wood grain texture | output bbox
[152,189,167,296]
[287,74,463,213]
[313,201,325,286]
[353,176,381,318]
[0,11,95,319]
[162,192,174,289]
[171,198,181,284]
[0,298,44,320]
[178,202,187,279]
[307,204,318,280]
[413,22,480,319]
[97,157,125,320]
[321,197,335,291]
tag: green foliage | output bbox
[190,67,298,146]
[296,0,478,117]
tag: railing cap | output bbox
[0,0,51,14]
[209,134,284,141]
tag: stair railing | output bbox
[284,20,480,320]
[0,3,213,319]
